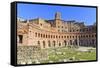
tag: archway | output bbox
[53,41,56,47]
[64,40,67,46]
[48,41,51,47]
[43,41,45,48]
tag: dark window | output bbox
[89,35,91,38]
[86,35,88,38]
[62,36,63,38]
[64,36,66,38]
[59,36,60,38]
[40,24,42,26]
[19,35,23,43]
[70,36,71,38]
[67,36,69,38]
[35,33,37,37]
[92,35,94,37]
[43,34,45,38]
[76,36,77,38]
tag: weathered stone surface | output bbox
[17,46,48,64]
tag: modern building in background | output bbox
[17,12,96,49]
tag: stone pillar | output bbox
[77,38,79,47]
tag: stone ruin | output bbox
[17,46,48,64]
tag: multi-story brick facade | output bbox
[17,12,97,49]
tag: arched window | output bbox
[35,33,37,37]
[43,34,45,38]
[73,36,74,38]
[76,36,77,38]
[64,36,66,38]
[86,35,88,38]
[67,36,69,38]
[89,35,91,38]
[92,35,94,37]
[41,34,42,38]
[62,36,63,38]
[59,36,60,38]
[70,36,71,38]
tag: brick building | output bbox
[17,12,97,49]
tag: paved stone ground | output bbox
[76,46,96,52]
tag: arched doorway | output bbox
[74,39,77,45]
[48,41,51,47]
[70,40,72,45]
[43,41,45,48]
[59,42,61,47]
[53,41,56,47]
[37,41,40,46]
[64,40,67,46]
[18,35,23,43]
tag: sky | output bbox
[17,3,96,25]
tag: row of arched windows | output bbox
[35,32,96,39]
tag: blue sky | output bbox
[17,3,96,25]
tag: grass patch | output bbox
[41,46,96,63]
